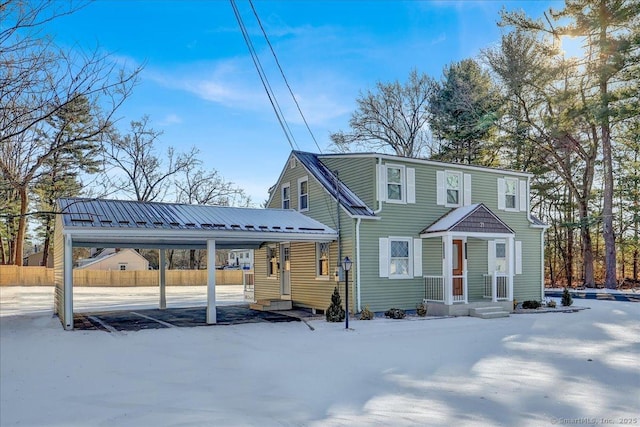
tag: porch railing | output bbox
[423,275,467,304]
[452,275,466,303]
[483,273,509,301]
[423,276,444,302]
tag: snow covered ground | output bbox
[1,286,638,426]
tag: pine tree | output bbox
[326,286,345,322]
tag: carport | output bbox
[54,198,338,330]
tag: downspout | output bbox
[356,217,362,312]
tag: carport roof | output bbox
[57,198,338,249]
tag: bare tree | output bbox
[0,1,141,264]
[174,161,249,269]
[102,116,198,202]
[330,70,436,158]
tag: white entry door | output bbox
[280,243,291,296]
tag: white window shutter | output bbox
[436,171,445,205]
[488,240,496,273]
[463,173,472,206]
[379,238,389,278]
[519,180,527,212]
[515,241,523,275]
[413,238,422,276]
[377,164,386,202]
[497,178,506,210]
[406,168,416,204]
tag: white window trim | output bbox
[388,236,412,279]
[504,177,519,212]
[385,164,406,204]
[267,246,278,279]
[445,170,463,208]
[315,242,330,280]
[281,182,290,210]
[298,176,309,212]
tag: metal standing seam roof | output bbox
[57,198,338,247]
[421,203,515,235]
[292,151,376,218]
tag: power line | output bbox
[229,0,298,151]
[249,0,323,154]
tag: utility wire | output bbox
[229,0,298,151]
[249,0,323,154]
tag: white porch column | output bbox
[508,236,515,301]
[207,239,217,324]
[443,235,453,305]
[63,234,73,330]
[159,249,166,309]
[491,272,498,303]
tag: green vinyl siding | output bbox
[355,157,544,312]
[258,151,544,313]
[423,238,442,275]
[320,156,377,209]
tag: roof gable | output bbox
[421,203,514,235]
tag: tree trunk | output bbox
[578,200,595,287]
[601,106,616,289]
[13,187,28,266]
[41,215,54,267]
[189,249,196,270]
[0,235,5,264]
[634,222,639,283]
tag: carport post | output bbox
[64,234,73,330]
[159,249,166,309]
[207,239,217,324]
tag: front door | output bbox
[280,243,291,297]
[452,239,464,296]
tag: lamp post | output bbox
[342,256,352,329]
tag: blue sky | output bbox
[46,0,561,204]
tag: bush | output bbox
[513,299,518,310]
[416,302,427,317]
[384,308,406,319]
[326,286,345,322]
[522,300,541,309]
[359,305,375,320]
[546,299,557,308]
[561,287,573,307]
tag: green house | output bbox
[253,151,547,316]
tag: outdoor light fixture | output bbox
[342,256,352,329]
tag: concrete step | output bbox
[250,300,292,311]
[469,307,510,319]
[266,300,292,311]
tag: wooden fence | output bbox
[0,266,245,286]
